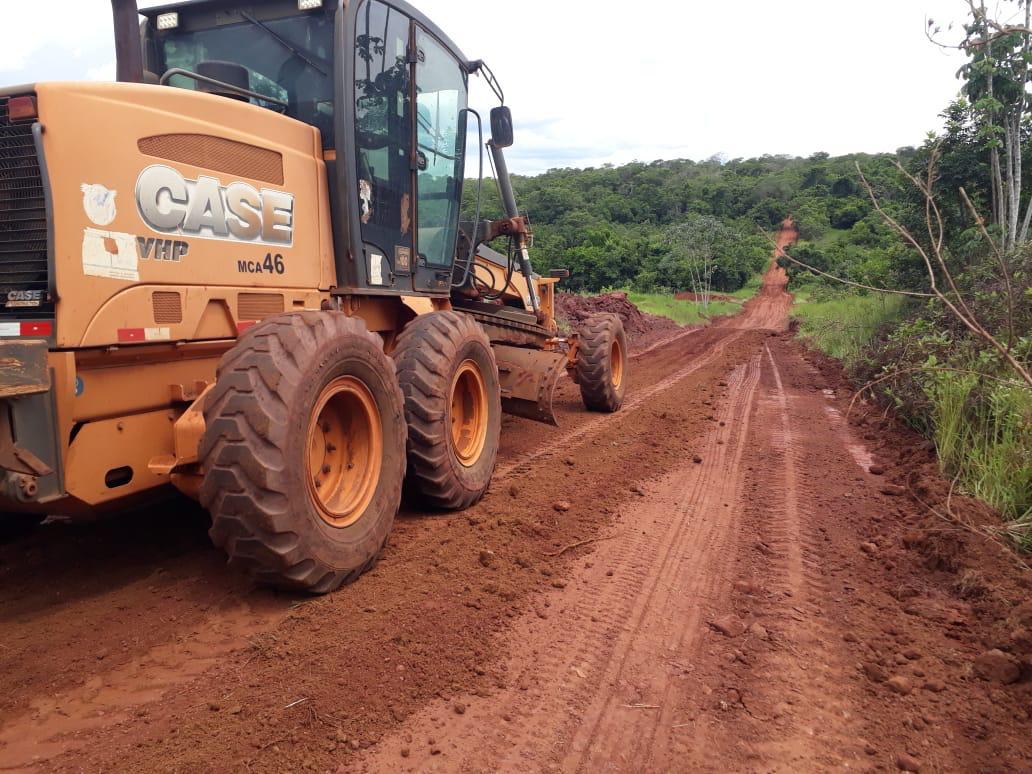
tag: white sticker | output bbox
[369,253,384,285]
[145,327,171,341]
[82,228,139,281]
[81,183,117,226]
[0,323,20,337]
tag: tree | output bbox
[931,1,1032,249]
[659,215,736,311]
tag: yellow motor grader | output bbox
[0,0,628,591]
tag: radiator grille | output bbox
[237,293,284,321]
[0,97,51,319]
[138,134,284,185]
[152,291,183,324]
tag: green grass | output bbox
[626,292,741,326]
[726,274,764,300]
[923,372,1031,543]
[791,291,904,365]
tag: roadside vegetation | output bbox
[786,4,1032,545]
[792,289,905,365]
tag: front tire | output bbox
[393,311,501,510]
[199,312,406,594]
[576,313,628,412]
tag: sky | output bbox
[0,0,976,174]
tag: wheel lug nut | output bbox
[314,479,322,488]
[322,422,330,433]
[322,464,331,475]
[326,443,337,452]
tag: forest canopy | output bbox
[462,151,908,294]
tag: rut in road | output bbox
[0,280,767,771]
[362,357,765,772]
[359,237,798,772]
[678,343,862,771]
[564,356,763,773]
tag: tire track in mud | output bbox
[747,344,861,770]
[565,354,763,773]
[683,342,861,771]
[360,355,765,772]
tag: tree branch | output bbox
[959,186,1016,350]
[856,160,1032,388]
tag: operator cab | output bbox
[141,0,336,145]
[138,0,471,297]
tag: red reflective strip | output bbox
[117,328,145,342]
[236,321,256,334]
[19,321,52,336]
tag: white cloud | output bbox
[85,60,117,82]
[0,0,973,173]
[0,3,112,72]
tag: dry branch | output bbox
[544,534,619,557]
[855,160,1032,387]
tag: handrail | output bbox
[158,68,289,109]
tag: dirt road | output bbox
[1,222,1029,772]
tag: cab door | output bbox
[353,0,413,291]
[411,26,468,294]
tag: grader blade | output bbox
[492,344,567,426]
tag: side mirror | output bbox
[490,106,514,149]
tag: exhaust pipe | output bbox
[112,0,144,83]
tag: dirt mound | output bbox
[556,291,681,350]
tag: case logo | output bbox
[135,165,294,246]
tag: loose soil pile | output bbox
[556,291,681,350]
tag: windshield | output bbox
[159,13,335,148]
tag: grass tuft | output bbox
[924,373,1031,541]
[791,290,905,366]
[625,292,740,326]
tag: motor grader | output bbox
[0,0,628,591]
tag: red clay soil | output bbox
[555,290,681,350]
[0,220,1028,773]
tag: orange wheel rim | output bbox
[305,376,382,528]
[450,360,489,467]
[611,337,625,390]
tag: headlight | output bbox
[156,12,179,30]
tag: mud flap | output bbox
[0,339,62,505]
[492,344,566,426]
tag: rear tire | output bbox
[576,313,628,412]
[393,311,501,510]
[199,312,406,594]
